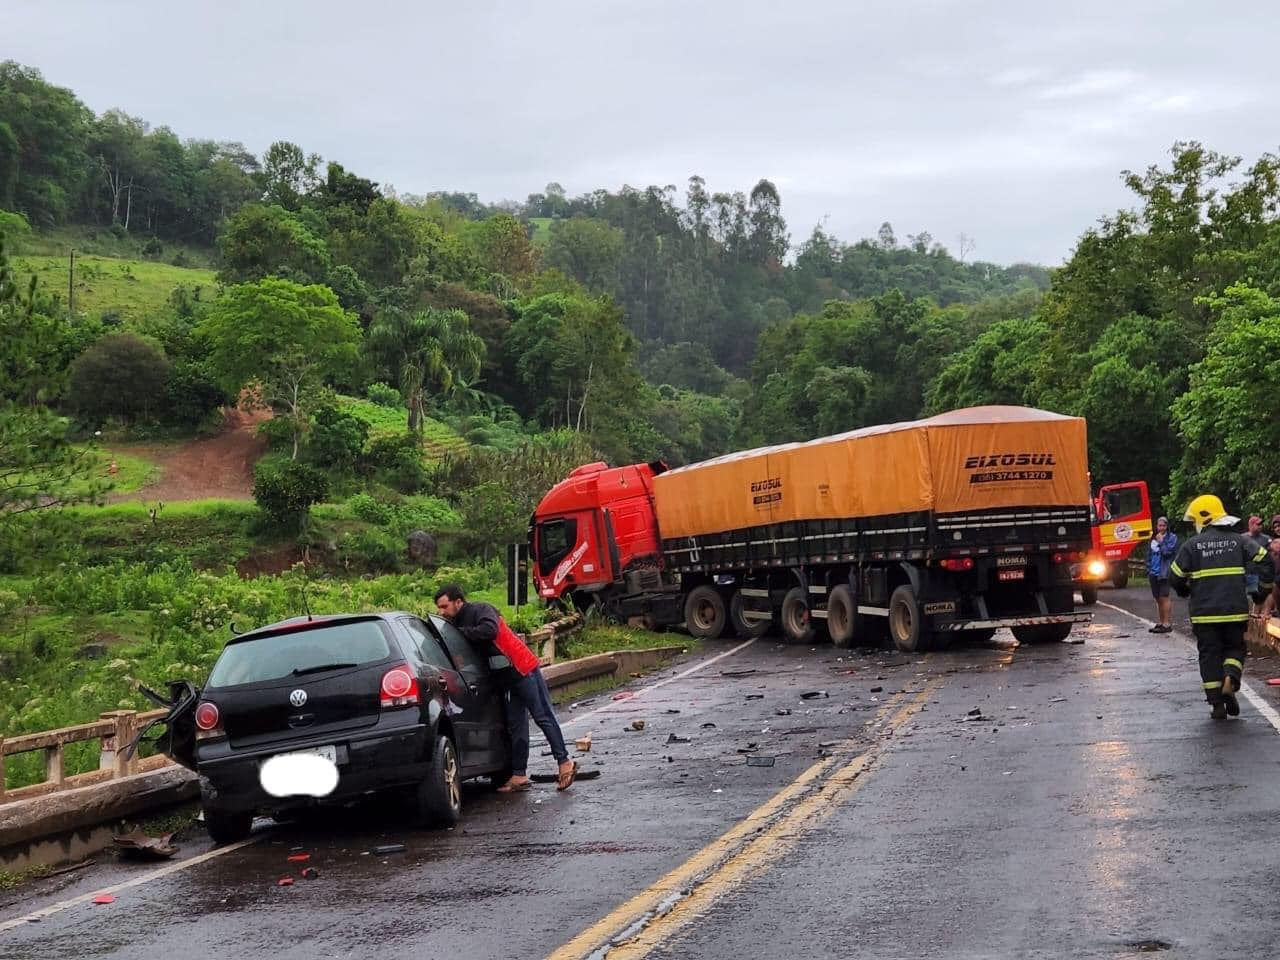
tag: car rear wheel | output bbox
[1111,569,1129,589]
[1080,586,1098,605]
[416,733,462,828]
[203,806,253,845]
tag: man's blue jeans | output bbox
[506,668,570,775]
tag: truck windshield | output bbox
[537,518,578,576]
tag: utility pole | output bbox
[68,248,75,317]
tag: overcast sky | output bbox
[9,0,1279,265]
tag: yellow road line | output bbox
[547,681,940,960]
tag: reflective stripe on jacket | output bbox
[1169,531,1267,623]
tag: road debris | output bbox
[612,691,635,701]
[93,894,116,905]
[870,686,884,693]
[666,733,691,744]
[287,853,310,863]
[800,690,829,700]
[745,755,776,767]
[630,719,646,731]
[277,877,294,887]
[574,733,593,752]
[664,709,682,714]
[776,708,792,716]
[701,722,717,729]
[113,829,178,861]
[721,669,758,678]
[736,742,760,753]
[372,843,407,855]
[782,727,819,736]
[746,694,765,700]
[301,867,320,880]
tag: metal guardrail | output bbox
[0,612,587,806]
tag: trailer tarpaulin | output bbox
[653,406,1089,540]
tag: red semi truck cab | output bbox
[530,460,668,609]
[1073,480,1152,602]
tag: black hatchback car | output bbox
[139,612,511,844]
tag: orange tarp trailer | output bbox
[653,406,1090,540]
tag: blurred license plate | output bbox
[279,745,336,764]
[998,570,1025,581]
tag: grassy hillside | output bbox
[337,396,469,459]
[12,254,217,326]
[528,217,553,248]
[15,225,217,269]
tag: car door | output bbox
[429,616,508,773]
[397,616,491,774]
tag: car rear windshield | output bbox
[207,620,393,687]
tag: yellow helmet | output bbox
[1183,493,1239,532]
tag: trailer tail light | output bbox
[380,665,420,709]
[940,558,974,572]
[195,701,224,741]
[1053,551,1086,564]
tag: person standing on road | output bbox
[433,585,578,792]
[1147,516,1178,633]
[1245,515,1274,616]
[1170,495,1268,720]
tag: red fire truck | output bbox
[1073,480,1152,604]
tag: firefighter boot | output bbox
[1223,674,1241,717]
[1210,700,1228,720]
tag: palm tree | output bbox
[366,308,485,432]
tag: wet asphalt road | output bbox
[6,599,1280,960]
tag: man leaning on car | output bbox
[433,585,578,792]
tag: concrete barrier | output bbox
[0,636,685,870]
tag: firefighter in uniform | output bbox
[1169,494,1268,719]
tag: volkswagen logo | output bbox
[289,689,308,708]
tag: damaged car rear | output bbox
[133,612,511,844]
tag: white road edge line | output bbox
[1098,600,1280,735]
[1,835,259,933]
[560,637,758,728]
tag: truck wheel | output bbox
[1012,622,1073,645]
[684,586,727,640]
[780,587,815,643]
[827,585,855,647]
[1079,587,1098,606]
[729,590,769,639]
[889,585,931,653]
[1111,569,1129,589]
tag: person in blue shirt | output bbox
[1147,516,1178,633]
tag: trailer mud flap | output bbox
[935,611,1093,632]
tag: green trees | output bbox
[365,308,485,432]
[198,279,360,458]
[67,333,171,424]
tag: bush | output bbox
[308,404,369,472]
[0,209,32,241]
[108,222,127,240]
[170,250,192,268]
[256,416,296,451]
[67,333,172,424]
[253,460,329,529]
[142,237,163,257]
[364,433,427,493]
[336,528,402,573]
[162,362,232,428]
[366,382,401,408]
[347,492,392,525]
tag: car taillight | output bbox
[194,701,223,741]
[940,558,974,571]
[381,665,420,708]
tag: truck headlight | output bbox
[1087,559,1107,578]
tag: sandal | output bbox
[556,761,579,792]
[496,779,531,793]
